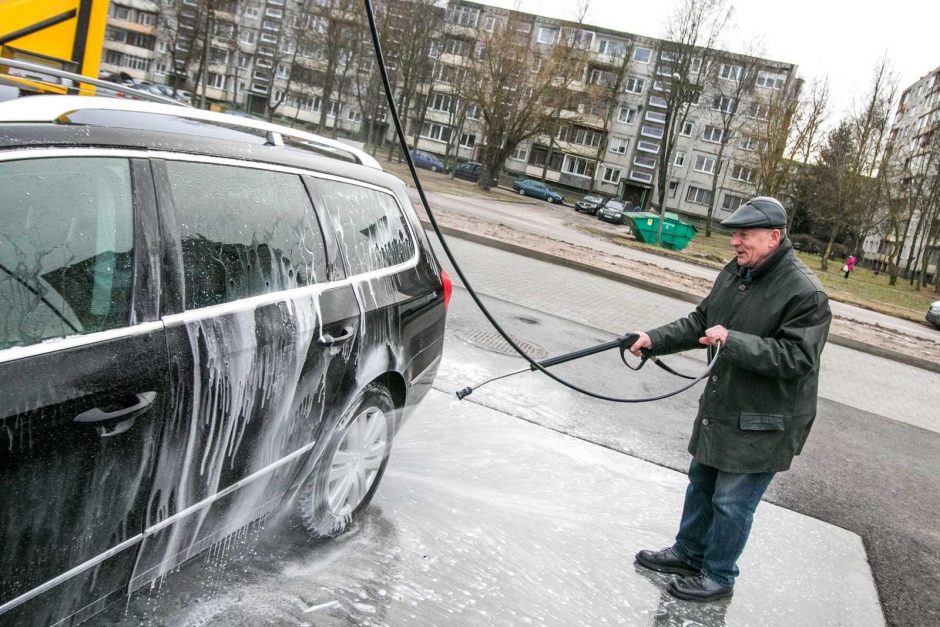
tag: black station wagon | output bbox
[0,79,449,625]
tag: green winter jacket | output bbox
[647,239,831,473]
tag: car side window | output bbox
[314,179,415,275]
[0,157,134,351]
[164,161,327,310]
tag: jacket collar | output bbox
[732,238,793,283]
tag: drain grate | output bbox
[455,330,547,359]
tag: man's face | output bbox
[730,228,780,268]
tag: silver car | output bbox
[927,300,940,329]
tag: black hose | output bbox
[362,0,716,403]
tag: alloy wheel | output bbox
[326,406,389,517]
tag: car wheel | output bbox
[431,166,440,172]
[518,189,526,196]
[298,383,394,539]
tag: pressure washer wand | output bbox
[456,334,639,400]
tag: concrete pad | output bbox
[372,390,885,625]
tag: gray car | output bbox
[927,300,940,329]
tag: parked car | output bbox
[512,178,565,204]
[453,160,485,182]
[574,195,607,214]
[927,301,940,329]
[410,149,445,172]
[597,199,629,224]
[0,78,449,626]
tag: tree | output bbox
[462,16,575,191]
[702,48,762,236]
[811,59,896,271]
[158,0,211,102]
[652,0,732,244]
[755,77,829,200]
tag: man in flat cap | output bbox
[629,197,831,602]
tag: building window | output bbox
[680,121,694,136]
[466,104,480,120]
[686,186,713,205]
[347,108,362,122]
[633,155,656,169]
[598,39,625,57]
[484,16,497,32]
[276,63,290,79]
[649,95,668,108]
[722,193,749,211]
[694,154,717,174]
[207,72,226,89]
[748,102,770,120]
[668,180,679,197]
[241,29,256,44]
[719,63,743,81]
[450,6,479,28]
[690,57,703,73]
[602,166,622,183]
[210,47,229,65]
[674,151,686,167]
[633,46,652,63]
[112,5,131,19]
[265,7,283,18]
[531,57,542,73]
[537,27,558,45]
[124,54,150,71]
[421,122,452,143]
[712,95,736,114]
[511,146,528,161]
[629,170,653,183]
[609,136,630,154]
[641,125,663,139]
[636,140,660,153]
[459,132,476,148]
[730,163,757,183]
[245,6,259,18]
[429,93,454,112]
[624,77,644,94]
[618,107,637,124]
[563,156,592,176]
[645,110,666,124]
[755,70,786,89]
[702,125,725,143]
[589,68,611,86]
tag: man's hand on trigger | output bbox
[630,332,653,356]
[699,325,728,347]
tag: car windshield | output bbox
[605,201,625,210]
[584,196,603,203]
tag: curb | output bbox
[425,222,940,376]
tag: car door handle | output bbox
[74,392,157,430]
[316,327,354,347]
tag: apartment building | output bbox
[865,65,940,278]
[99,0,798,221]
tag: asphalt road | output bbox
[438,287,939,627]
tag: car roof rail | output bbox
[0,90,383,170]
[0,57,188,107]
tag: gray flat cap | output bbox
[720,196,788,229]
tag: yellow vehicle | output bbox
[0,0,109,90]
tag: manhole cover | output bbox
[455,330,547,359]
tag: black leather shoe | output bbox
[635,547,699,577]
[667,574,734,602]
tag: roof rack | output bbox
[0,57,187,107]
[0,62,383,170]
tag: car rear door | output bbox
[129,157,360,589]
[0,153,168,625]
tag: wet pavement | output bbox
[106,389,883,626]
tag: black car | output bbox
[597,199,629,224]
[0,68,448,626]
[453,160,484,182]
[574,195,607,215]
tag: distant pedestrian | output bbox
[629,197,831,602]
[843,255,856,279]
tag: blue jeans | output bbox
[672,460,775,586]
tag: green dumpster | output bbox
[626,211,698,251]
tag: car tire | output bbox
[518,188,526,196]
[431,166,440,172]
[298,383,395,539]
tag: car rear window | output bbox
[0,157,134,350]
[313,179,415,276]
[163,160,328,310]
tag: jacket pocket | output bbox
[739,412,785,431]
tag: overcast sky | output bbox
[475,0,939,120]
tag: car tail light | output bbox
[441,270,453,310]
